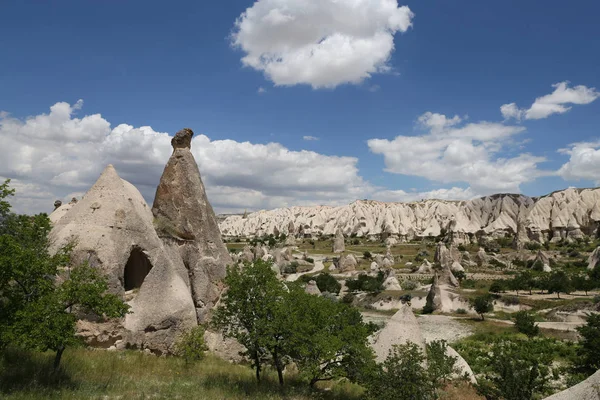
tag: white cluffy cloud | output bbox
[501,81,599,121]
[231,0,414,88]
[368,111,545,195]
[0,100,372,214]
[558,141,600,184]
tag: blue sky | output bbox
[1,0,599,214]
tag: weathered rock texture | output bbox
[332,228,345,253]
[588,247,600,270]
[372,305,426,363]
[50,165,197,353]
[219,189,600,243]
[543,369,600,400]
[49,128,232,354]
[152,128,232,322]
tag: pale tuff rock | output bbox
[425,275,443,311]
[336,253,358,272]
[384,237,398,247]
[434,242,453,268]
[372,305,426,363]
[475,248,488,266]
[50,165,197,354]
[532,250,552,272]
[332,228,345,253]
[451,261,465,273]
[219,189,600,243]
[543,369,600,400]
[383,276,402,291]
[152,128,232,323]
[417,260,433,274]
[305,280,322,296]
[588,247,600,270]
[370,261,380,271]
[446,346,477,384]
[240,245,254,263]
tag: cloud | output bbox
[231,0,414,89]
[257,86,267,94]
[368,112,545,194]
[302,135,319,141]
[557,141,600,184]
[501,81,599,120]
[0,100,373,214]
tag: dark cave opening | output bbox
[124,247,153,291]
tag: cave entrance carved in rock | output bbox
[124,247,153,291]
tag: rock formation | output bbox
[152,128,232,323]
[219,188,600,244]
[425,274,443,312]
[543,369,600,400]
[305,280,321,296]
[416,260,433,274]
[50,165,197,353]
[332,228,345,253]
[531,250,552,272]
[336,254,357,272]
[588,247,600,270]
[49,128,232,354]
[372,305,426,363]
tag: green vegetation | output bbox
[0,181,129,369]
[472,295,493,321]
[365,341,457,400]
[575,313,600,375]
[513,311,540,338]
[300,273,342,294]
[0,347,363,399]
[346,272,385,294]
[212,260,376,387]
[174,325,209,364]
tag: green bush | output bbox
[363,251,372,259]
[174,325,209,364]
[346,272,385,294]
[455,308,467,315]
[513,311,539,338]
[400,280,418,291]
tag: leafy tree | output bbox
[547,270,573,299]
[365,343,434,400]
[363,251,372,259]
[211,260,288,384]
[478,340,553,400]
[576,313,600,375]
[513,311,539,338]
[314,273,341,295]
[0,179,14,218]
[426,340,458,394]
[572,274,595,296]
[472,295,494,321]
[174,325,209,364]
[489,280,504,294]
[0,188,128,369]
[282,284,376,387]
[510,270,535,295]
[346,272,385,294]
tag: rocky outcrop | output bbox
[417,260,433,274]
[50,165,197,354]
[305,280,321,296]
[219,188,600,243]
[372,306,426,363]
[332,228,345,253]
[532,250,552,272]
[543,369,600,400]
[588,247,600,270]
[425,275,443,312]
[336,254,358,272]
[152,128,232,323]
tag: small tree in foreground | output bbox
[472,295,494,321]
[0,183,129,370]
[174,325,208,364]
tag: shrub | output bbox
[525,242,542,251]
[456,308,467,315]
[401,280,419,291]
[305,257,314,263]
[283,262,298,274]
[457,244,467,252]
[174,325,209,364]
[346,272,385,294]
[472,295,494,320]
[352,239,360,245]
[363,251,372,260]
[513,311,539,338]
[342,293,355,304]
[314,273,341,295]
[501,295,520,306]
[489,280,505,294]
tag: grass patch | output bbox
[0,347,363,400]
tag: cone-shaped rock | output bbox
[50,165,197,353]
[152,128,232,322]
[425,274,443,312]
[372,305,426,363]
[543,369,600,400]
[588,247,600,270]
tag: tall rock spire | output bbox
[152,128,232,322]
